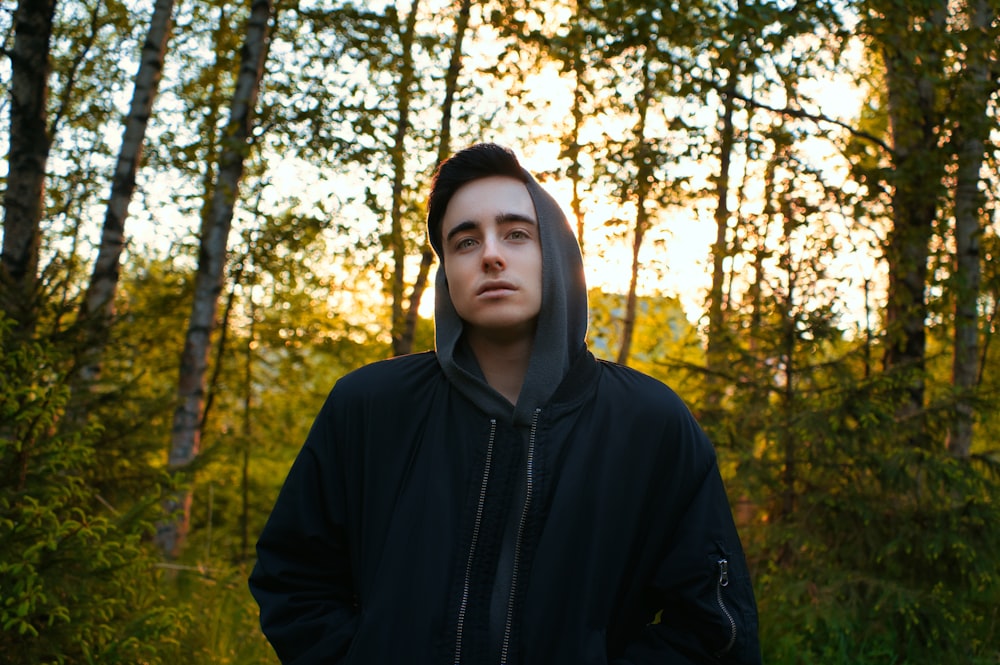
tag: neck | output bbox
[466,328,534,405]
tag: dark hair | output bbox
[427,142,527,257]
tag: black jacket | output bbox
[250,158,759,664]
[248,350,760,664]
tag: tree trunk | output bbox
[946,0,991,459]
[779,237,796,522]
[704,71,737,388]
[398,0,471,356]
[1,0,56,339]
[240,294,256,562]
[156,0,272,559]
[567,21,587,252]
[388,0,421,357]
[616,57,654,366]
[878,0,948,432]
[76,0,176,385]
[748,151,781,343]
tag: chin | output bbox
[466,314,539,340]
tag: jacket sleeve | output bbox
[248,395,359,664]
[614,455,761,665]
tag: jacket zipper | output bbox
[454,420,497,665]
[499,409,541,665]
[715,557,737,656]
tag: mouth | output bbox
[477,280,517,297]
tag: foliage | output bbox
[587,287,704,387]
[0,316,182,664]
[696,253,1000,663]
[1,0,997,661]
[155,563,277,665]
[79,253,194,507]
[749,373,1000,664]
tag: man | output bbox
[249,143,761,664]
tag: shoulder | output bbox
[593,359,715,462]
[331,351,444,405]
[311,352,445,441]
[594,359,689,414]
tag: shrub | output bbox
[0,320,182,664]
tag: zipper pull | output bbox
[718,558,729,587]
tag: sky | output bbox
[116,0,880,334]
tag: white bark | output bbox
[947,0,992,459]
[157,0,273,558]
[1,0,56,336]
[78,0,176,383]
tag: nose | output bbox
[481,235,505,271]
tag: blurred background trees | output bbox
[1,0,998,662]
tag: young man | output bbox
[249,143,761,664]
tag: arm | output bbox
[248,398,359,664]
[615,457,761,665]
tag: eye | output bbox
[455,237,478,250]
[508,229,531,240]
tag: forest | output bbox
[1,0,999,662]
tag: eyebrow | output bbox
[445,212,538,244]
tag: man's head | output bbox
[431,143,589,422]
[427,143,528,259]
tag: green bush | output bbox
[154,563,277,665]
[745,377,1000,665]
[0,321,182,664]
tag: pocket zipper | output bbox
[715,558,737,656]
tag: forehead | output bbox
[441,176,536,231]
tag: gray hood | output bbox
[434,170,589,427]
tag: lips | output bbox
[476,280,517,296]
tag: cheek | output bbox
[444,259,474,289]
[442,262,474,303]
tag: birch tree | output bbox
[1,0,57,339]
[545,3,690,365]
[696,0,848,402]
[946,0,996,459]
[77,0,176,386]
[157,0,273,559]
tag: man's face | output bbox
[440,176,543,341]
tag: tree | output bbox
[867,0,949,430]
[946,0,996,459]
[704,3,743,394]
[387,0,421,356]
[157,0,273,559]
[77,0,177,387]
[1,0,56,339]
[555,3,691,365]
[614,53,655,365]
[690,0,849,406]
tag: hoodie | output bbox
[433,168,589,427]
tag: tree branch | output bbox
[726,88,893,155]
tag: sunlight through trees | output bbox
[1,0,998,661]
